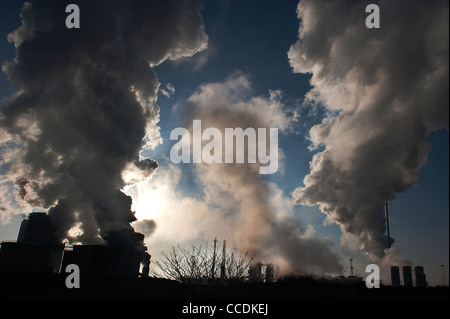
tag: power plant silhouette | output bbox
[0,211,433,286]
[0,212,446,299]
[0,212,150,277]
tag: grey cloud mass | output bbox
[0,0,207,244]
[289,0,448,258]
[182,74,342,275]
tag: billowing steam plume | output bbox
[181,73,342,275]
[288,0,448,258]
[0,0,208,244]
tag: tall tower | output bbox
[391,266,400,286]
[211,236,218,282]
[415,266,426,287]
[220,240,226,279]
[385,202,391,249]
[403,266,413,287]
[350,258,354,276]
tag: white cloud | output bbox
[0,0,209,243]
[160,82,176,99]
[289,0,449,259]
[131,74,343,275]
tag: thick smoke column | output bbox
[182,74,342,275]
[0,0,207,244]
[288,0,448,258]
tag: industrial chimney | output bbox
[391,266,400,286]
[403,266,413,287]
[385,203,391,249]
[220,240,226,279]
[415,266,426,288]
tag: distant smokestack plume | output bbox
[0,0,208,244]
[289,0,448,259]
[181,74,343,275]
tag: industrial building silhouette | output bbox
[0,212,150,277]
[0,212,433,286]
[390,265,428,288]
[0,212,446,299]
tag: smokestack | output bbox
[220,240,226,279]
[106,229,147,277]
[16,212,64,273]
[403,266,413,287]
[415,266,426,288]
[210,236,218,283]
[385,203,391,249]
[391,266,400,286]
[141,252,151,278]
[350,258,354,276]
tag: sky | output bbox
[0,0,448,287]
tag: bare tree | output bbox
[151,243,254,285]
[222,250,253,283]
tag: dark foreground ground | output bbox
[1,271,447,318]
[0,270,448,299]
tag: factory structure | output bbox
[385,203,429,288]
[0,210,431,288]
[0,212,151,278]
[390,265,428,288]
